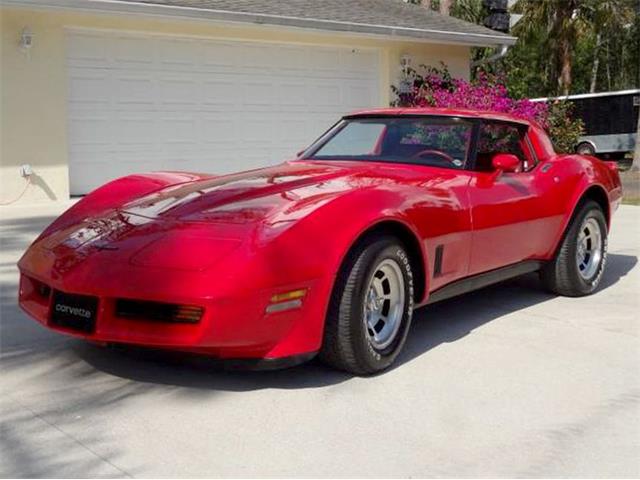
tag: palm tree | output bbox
[515,0,634,95]
[514,0,586,95]
[587,0,636,92]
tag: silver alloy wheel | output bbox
[363,258,405,350]
[576,217,603,280]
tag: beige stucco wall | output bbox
[0,6,471,206]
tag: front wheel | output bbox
[541,200,608,296]
[319,235,414,375]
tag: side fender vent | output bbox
[433,245,444,277]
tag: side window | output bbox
[475,122,535,172]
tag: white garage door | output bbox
[66,30,381,194]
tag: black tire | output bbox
[541,200,608,296]
[319,235,414,375]
[576,142,596,156]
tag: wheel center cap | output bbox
[367,290,383,312]
[374,297,383,310]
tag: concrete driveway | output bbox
[1,203,639,478]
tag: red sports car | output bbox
[18,108,622,374]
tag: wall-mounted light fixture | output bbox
[397,54,413,95]
[20,27,34,51]
[400,54,412,70]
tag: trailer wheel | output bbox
[576,142,596,156]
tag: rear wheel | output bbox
[319,235,414,375]
[541,201,607,296]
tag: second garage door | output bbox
[66,30,381,195]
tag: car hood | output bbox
[26,160,464,275]
[119,161,368,224]
[29,161,369,272]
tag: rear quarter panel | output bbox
[543,154,622,255]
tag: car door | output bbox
[384,117,475,293]
[466,120,564,275]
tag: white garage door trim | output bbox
[65,28,382,195]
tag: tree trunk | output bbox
[589,33,602,93]
[440,0,453,16]
[606,41,612,90]
[558,37,572,95]
[420,0,432,9]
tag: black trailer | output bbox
[532,89,639,159]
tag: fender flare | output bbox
[329,215,429,305]
[263,201,430,359]
[549,182,610,257]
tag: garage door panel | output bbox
[278,118,316,145]
[202,80,237,107]
[158,76,199,106]
[313,48,340,65]
[66,33,110,68]
[277,47,315,75]
[241,116,277,144]
[161,151,203,170]
[344,81,378,110]
[113,36,156,66]
[70,162,107,194]
[116,117,158,145]
[242,44,277,71]
[159,117,199,144]
[115,75,156,106]
[278,83,308,107]
[201,43,239,72]
[309,114,337,136]
[68,115,113,146]
[340,49,379,73]
[71,158,162,194]
[314,83,342,108]
[67,31,380,194]
[68,69,112,105]
[202,118,238,144]
[209,154,259,174]
[243,81,278,107]
[157,38,199,68]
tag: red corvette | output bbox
[18,108,622,374]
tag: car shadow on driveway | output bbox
[63,252,638,391]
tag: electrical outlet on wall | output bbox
[20,164,33,177]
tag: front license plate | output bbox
[51,291,98,333]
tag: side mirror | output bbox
[492,153,520,173]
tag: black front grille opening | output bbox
[30,277,51,300]
[115,299,203,324]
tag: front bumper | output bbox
[18,263,324,361]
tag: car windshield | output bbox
[305,117,473,169]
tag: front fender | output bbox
[35,172,211,242]
[258,186,424,358]
[260,186,423,286]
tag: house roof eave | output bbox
[0,0,517,47]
